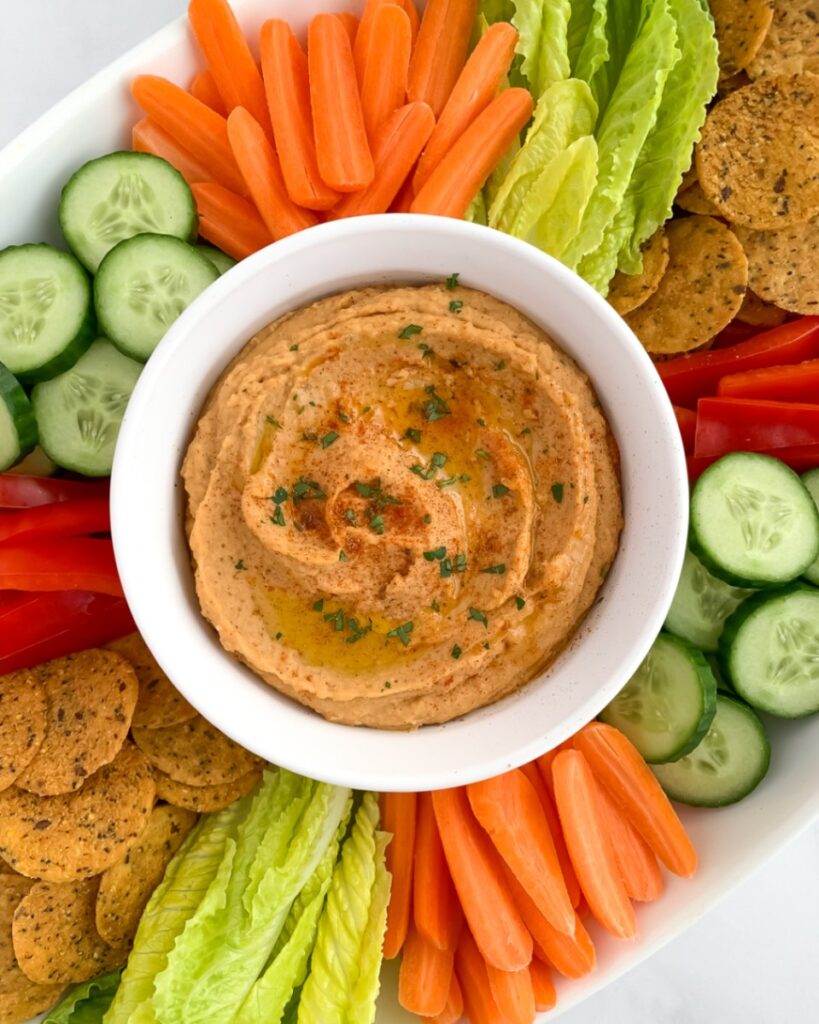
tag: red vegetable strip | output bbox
[674,405,697,454]
[382,791,417,959]
[0,538,123,597]
[398,925,454,1018]
[421,974,463,1024]
[529,958,556,1012]
[191,182,273,261]
[413,791,463,952]
[688,448,819,481]
[454,928,507,1024]
[359,3,412,141]
[519,760,580,908]
[189,69,227,115]
[695,397,819,457]
[717,358,819,402]
[0,498,110,546]
[132,118,218,190]
[0,475,108,509]
[408,0,479,117]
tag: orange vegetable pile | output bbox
[383,721,698,1022]
[130,0,534,260]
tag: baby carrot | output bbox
[360,3,413,141]
[189,69,227,116]
[353,0,398,83]
[597,781,664,903]
[381,791,417,959]
[328,102,434,220]
[408,0,478,116]
[390,174,417,213]
[414,22,519,191]
[412,790,463,952]
[467,770,574,936]
[485,962,535,1024]
[574,721,698,878]
[400,0,421,43]
[455,928,507,1024]
[432,787,532,972]
[336,11,359,46]
[131,75,246,196]
[132,118,213,189]
[227,108,318,241]
[411,87,533,218]
[529,958,556,1012]
[421,974,463,1024]
[191,182,273,260]
[308,14,374,192]
[188,0,271,135]
[553,749,637,940]
[398,925,454,1018]
[259,20,339,211]
[519,760,580,909]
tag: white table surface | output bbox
[3,3,818,1021]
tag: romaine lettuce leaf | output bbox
[585,0,643,116]
[512,0,572,98]
[347,831,391,1024]
[478,0,514,22]
[573,0,609,88]
[46,971,121,1023]
[466,190,489,225]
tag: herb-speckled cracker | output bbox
[748,0,819,79]
[12,878,123,985]
[625,216,748,354]
[676,180,723,217]
[697,74,819,229]
[95,804,197,947]
[153,766,262,812]
[0,876,62,1024]
[736,218,819,313]
[0,672,46,794]
[15,651,138,796]
[735,287,788,326]
[0,742,155,883]
[607,230,670,315]
[710,0,774,78]
[105,633,197,730]
[131,714,263,787]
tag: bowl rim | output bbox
[111,213,688,791]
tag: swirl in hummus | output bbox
[183,284,622,728]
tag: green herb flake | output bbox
[321,431,340,449]
[289,343,299,352]
[292,477,326,501]
[418,343,434,359]
[454,553,467,573]
[234,559,246,571]
[494,360,506,371]
[265,416,281,428]
[423,546,447,561]
[384,681,392,689]
[344,508,357,525]
[477,417,486,427]
[424,514,432,524]
[422,386,451,422]
[583,495,589,505]
[405,427,422,444]
[339,550,347,561]
[399,324,423,339]
[275,631,283,640]
[451,644,462,659]
[312,598,325,612]
[270,505,286,527]
[338,410,350,423]
[468,606,488,627]
[436,475,457,488]
[387,621,414,647]
[446,273,460,290]
[491,483,510,499]
[449,300,463,314]
[301,432,318,443]
[369,514,385,535]
[324,609,345,631]
[271,487,288,504]
[515,596,526,610]
[480,564,506,575]
[440,558,453,579]
[431,599,441,613]
[551,483,565,504]
[475,448,489,460]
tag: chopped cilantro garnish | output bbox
[345,617,371,643]
[477,417,486,427]
[289,343,299,351]
[399,323,423,339]
[312,598,325,612]
[446,273,460,290]
[422,386,451,422]
[339,550,347,561]
[344,508,358,525]
[338,410,350,423]
[480,564,506,575]
[431,599,441,613]
[418,342,434,358]
[324,609,345,631]
[275,631,283,640]
[384,681,392,689]
[423,546,447,561]
[436,476,457,488]
[449,300,463,313]
[405,427,422,444]
[551,482,565,503]
[234,559,246,571]
[387,621,414,647]
[468,606,489,627]
[494,359,506,370]
[301,432,318,442]
[440,558,453,578]
[515,595,526,610]
[369,514,385,534]
[321,431,339,448]
[455,553,467,573]
[411,451,448,480]
[424,513,432,524]
[270,505,285,527]
[491,483,510,499]
[583,495,589,504]
[293,477,326,501]
[519,426,531,436]
[475,448,489,460]
[271,487,288,504]
[266,416,281,428]
[451,644,462,659]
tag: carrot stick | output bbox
[399,0,421,43]
[189,69,227,115]
[132,118,214,189]
[455,928,507,1024]
[131,75,247,195]
[336,11,359,45]
[191,182,273,260]
[390,173,417,213]
[398,925,454,1018]
[408,0,478,117]
[353,0,398,83]
[529,958,557,1013]
[411,87,533,218]
[414,22,518,191]
[597,781,664,903]
[259,20,339,211]
[227,108,318,242]
[188,0,271,135]
[574,721,698,878]
[467,770,574,936]
[360,4,412,141]
[535,750,558,802]
[421,974,463,1024]
[432,787,532,972]
[309,14,374,192]
[413,791,462,952]
[519,761,580,909]
[503,863,596,980]
[328,102,434,220]
[381,791,418,959]
[485,962,536,1024]
[553,749,637,940]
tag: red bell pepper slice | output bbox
[716,357,819,403]
[0,474,109,509]
[673,406,697,454]
[688,446,819,484]
[0,497,111,545]
[695,398,819,457]
[658,317,819,407]
[0,538,123,596]
[0,590,134,674]
[710,320,760,350]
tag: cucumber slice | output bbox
[0,244,95,383]
[720,582,819,717]
[599,633,717,763]
[0,363,37,470]
[652,693,770,807]
[196,244,237,276]
[31,338,142,476]
[802,469,819,586]
[94,234,219,361]
[665,549,756,653]
[690,452,819,586]
[60,152,197,273]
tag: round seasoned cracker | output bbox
[676,181,723,217]
[677,164,699,196]
[153,767,262,813]
[735,287,788,326]
[0,859,19,875]
[12,879,123,986]
[131,715,263,787]
[748,1,819,79]
[105,633,197,730]
[0,985,63,1024]
[697,74,819,229]
[607,230,670,315]
[0,672,46,794]
[716,69,752,99]
[625,216,748,355]
[15,650,138,796]
[0,742,156,883]
[711,0,774,79]
[736,217,819,313]
[95,804,197,947]
[0,876,62,1022]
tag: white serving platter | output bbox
[2,1,818,1020]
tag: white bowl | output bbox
[110,214,688,791]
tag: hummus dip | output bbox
[183,284,622,728]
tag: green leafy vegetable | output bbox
[512,0,572,98]
[466,190,489,225]
[46,971,121,1023]
[573,0,610,86]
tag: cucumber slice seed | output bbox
[652,693,770,807]
[690,452,819,587]
[665,549,756,653]
[802,469,819,586]
[0,363,38,470]
[196,245,237,276]
[32,338,142,477]
[59,151,197,273]
[599,633,717,763]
